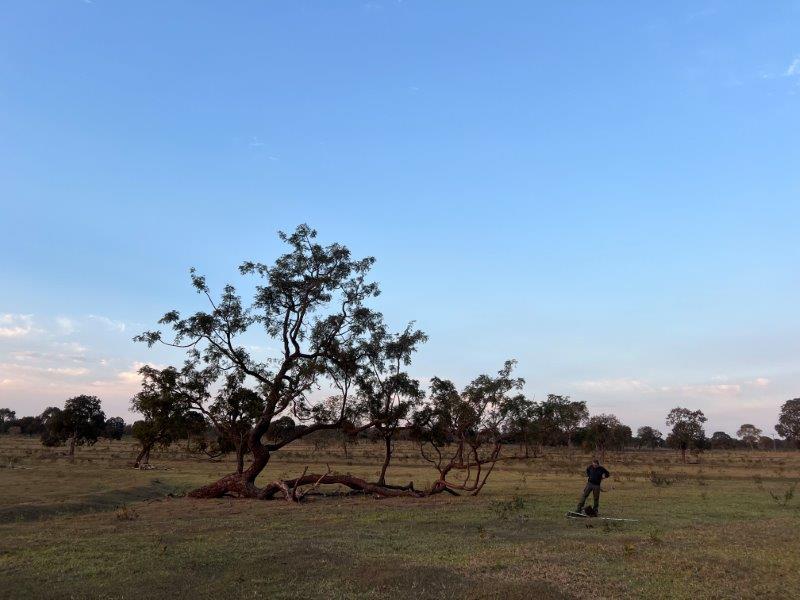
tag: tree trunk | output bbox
[189,428,271,498]
[681,444,687,463]
[260,472,424,501]
[235,442,245,475]
[69,436,76,458]
[377,435,392,486]
[188,417,418,501]
[134,443,153,468]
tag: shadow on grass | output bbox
[352,563,571,599]
[0,480,182,523]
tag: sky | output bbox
[1,1,799,437]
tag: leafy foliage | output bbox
[666,407,707,461]
[775,399,800,448]
[736,424,762,448]
[636,426,664,449]
[413,361,531,494]
[41,396,106,450]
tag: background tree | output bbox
[583,414,628,461]
[14,415,45,437]
[412,361,531,496]
[710,431,736,450]
[775,398,800,448]
[736,424,762,449]
[535,395,588,447]
[758,435,776,451]
[41,396,106,457]
[0,408,15,433]
[196,372,266,473]
[319,344,364,459]
[635,426,663,449]
[130,366,192,468]
[137,224,400,500]
[39,407,64,447]
[666,407,707,463]
[499,392,540,457]
[104,417,126,440]
[182,410,209,450]
[356,323,426,486]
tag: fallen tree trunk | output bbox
[189,471,430,501]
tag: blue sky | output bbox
[1,1,798,436]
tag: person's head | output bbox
[592,458,600,467]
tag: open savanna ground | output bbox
[0,436,798,599]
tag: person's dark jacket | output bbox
[586,465,610,485]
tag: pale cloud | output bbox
[88,314,127,332]
[785,57,800,77]
[0,314,34,338]
[761,56,800,81]
[55,316,76,334]
[0,362,88,378]
[575,375,771,399]
[670,383,742,397]
[56,341,87,353]
[116,361,160,384]
[573,378,653,394]
[46,367,89,377]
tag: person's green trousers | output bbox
[576,483,601,512]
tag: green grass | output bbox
[0,436,798,599]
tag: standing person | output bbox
[575,458,610,515]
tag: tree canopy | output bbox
[775,398,800,448]
[666,407,707,462]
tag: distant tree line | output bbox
[2,396,798,466]
[0,399,128,457]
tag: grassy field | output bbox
[0,436,798,599]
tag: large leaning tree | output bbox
[136,224,423,500]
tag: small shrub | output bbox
[767,481,797,507]
[649,471,674,487]
[115,505,139,521]
[648,528,664,545]
[491,495,527,522]
[602,520,621,533]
